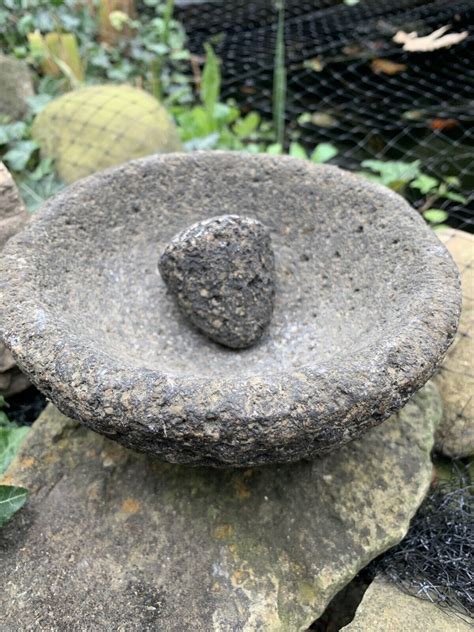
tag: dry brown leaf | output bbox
[393,25,468,52]
[429,118,459,131]
[371,58,407,75]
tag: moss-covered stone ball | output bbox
[32,84,182,183]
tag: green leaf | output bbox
[444,176,460,187]
[310,142,338,163]
[289,142,307,159]
[441,191,468,204]
[0,485,28,527]
[273,0,286,146]
[411,174,439,194]
[26,94,53,115]
[28,157,55,181]
[233,112,260,138]
[184,133,219,151]
[0,426,30,474]
[3,140,38,171]
[360,159,421,187]
[0,121,27,145]
[265,143,283,155]
[145,42,169,55]
[213,102,239,125]
[423,209,449,224]
[201,43,221,118]
[109,10,130,31]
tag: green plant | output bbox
[359,159,467,227]
[0,395,29,528]
[0,96,64,211]
[0,0,193,106]
[175,44,267,150]
[273,0,286,147]
[263,140,338,162]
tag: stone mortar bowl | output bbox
[0,153,461,467]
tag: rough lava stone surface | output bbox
[0,152,462,467]
[159,214,275,349]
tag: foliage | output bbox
[0,396,29,528]
[359,159,467,227]
[28,30,84,86]
[0,0,193,105]
[0,96,64,211]
[0,0,465,231]
[175,44,268,151]
[273,0,286,147]
[0,485,29,528]
[176,44,339,165]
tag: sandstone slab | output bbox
[0,384,441,631]
[434,229,474,457]
[342,576,473,632]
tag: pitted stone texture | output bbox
[0,163,30,396]
[0,153,461,466]
[433,229,474,458]
[159,215,275,348]
[342,576,473,632]
[0,55,34,121]
[0,385,440,631]
[0,162,28,250]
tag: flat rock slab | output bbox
[342,576,473,631]
[0,384,441,631]
[434,229,474,458]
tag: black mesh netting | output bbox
[175,0,474,231]
[373,462,474,620]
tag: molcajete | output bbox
[0,152,461,466]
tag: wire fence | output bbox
[176,0,474,231]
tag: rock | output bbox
[0,55,34,121]
[159,215,276,348]
[0,163,30,396]
[0,153,461,466]
[433,229,474,458]
[0,383,441,630]
[342,575,473,631]
[31,84,182,183]
[0,162,28,250]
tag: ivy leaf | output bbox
[184,133,219,151]
[233,112,260,138]
[442,191,467,204]
[0,426,30,474]
[0,121,27,145]
[289,142,308,159]
[27,93,53,115]
[361,159,421,187]
[0,485,29,527]
[423,209,449,225]
[411,174,439,194]
[265,143,283,155]
[310,142,338,163]
[3,140,38,171]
